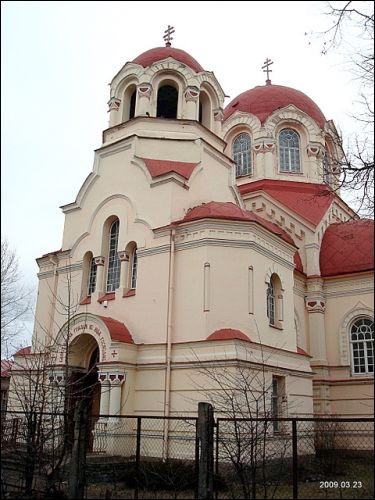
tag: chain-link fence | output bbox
[1,410,373,499]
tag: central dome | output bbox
[132,46,204,73]
[224,84,326,128]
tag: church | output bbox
[10,30,374,422]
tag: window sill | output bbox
[269,323,283,331]
[123,289,136,298]
[98,292,115,303]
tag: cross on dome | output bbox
[262,58,274,85]
[163,25,175,47]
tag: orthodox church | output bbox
[10,30,374,421]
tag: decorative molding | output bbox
[184,85,200,102]
[94,256,105,266]
[213,108,224,122]
[264,104,321,137]
[107,96,121,112]
[118,251,129,262]
[222,111,262,137]
[305,299,326,313]
[137,82,152,99]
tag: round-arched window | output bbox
[279,129,301,173]
[232,133,252,177]
[350,318,374,374]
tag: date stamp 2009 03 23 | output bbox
[319,481,363,489]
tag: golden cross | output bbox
[163,25,175,47]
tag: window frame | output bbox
[350,317,374,375]
[278,128,301,173]
[232,132,252,177]
[87,257,97,296]
[106,219,121,292]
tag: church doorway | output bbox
[68,336,101,450]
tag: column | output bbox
[93,372,110,453]
[116,251,129,298]
[204,263,210,312]
[136,83,152,116]
[184,86,200,120]
[98,374,110,418]
[248,266,254,314]
[108,372,126,417]
[93,256,105,296]
[106,371,126,455]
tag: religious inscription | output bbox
[67,322,108,361]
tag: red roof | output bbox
[98,316,134,344]
[297,346,311,357]
[207,329,251,342]
[141,158,199,180]
[294,251,304,274]
[1,360,12,377]
[176,201,296,246]
[14,346,32,356]
[224,84,326,128]
[239,180,335,226]
[133,46,204,73]
[320,220,374,277]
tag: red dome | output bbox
[224,84,326,129]
[320,220,374,277]
[132,46,204,73]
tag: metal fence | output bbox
[1,409,373,499]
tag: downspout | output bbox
[163,227,176,460]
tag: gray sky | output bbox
[1,1,368,310]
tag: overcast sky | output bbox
[1,1,369,308]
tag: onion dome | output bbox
[132,46,204,73]
[224,84,326,129]
[320,220,374,277]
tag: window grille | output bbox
[279,129,301,173]
[350,318,374,374]
[106,220,120,292]
[130,250,138,289]
[87,257,97,296]
[267,280,275,326]
[232,133,252,177]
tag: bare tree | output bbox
[313,1,374,216]
[1,239,31,354]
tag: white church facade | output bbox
[10,35,374,421]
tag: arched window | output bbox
[323,151,331,184]
[87,257,97,296]
[350,318,374,374]
[232,133,252,177]
[267,280,275,326]
[157,85,178,118]
[279,129,301,173]
[106,220,120,292]
[130,249,138,289]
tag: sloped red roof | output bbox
[294,251,304,274]
[1,360,12,377]
[320,220,374,277]
[14,346,32,356]
[207,329,251,342]
[224,84,326,128]
[141,158,199,180]
[98,316,134,344]
[132,46,204,73]
[297,347,311,357]
[176,201,296,246]
[239,180,335,226]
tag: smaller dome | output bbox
[207,329,251,342]
[132,46,204,73]
[320,220,374,277]
[224,84,326,129]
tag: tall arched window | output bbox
[350,318,374,374]
[130,249,138,289]
[106,220,120,292]
[267,280,275,326]
[87,257,97,296]
[157,85,178,118]
[232,133,252,177]
[279,129,301,173]
[129,90,136,120]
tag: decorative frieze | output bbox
[94,256,105,266]
[305,299,326,313]
[307,144,324,158]
[118,251,129,262]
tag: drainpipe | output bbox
[163,227,176,460]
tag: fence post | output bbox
[68,400,88,499]
[198,402,214,500]
[292,419,298,500]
